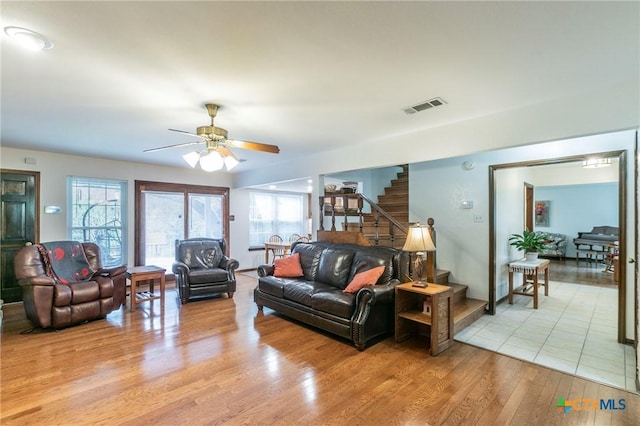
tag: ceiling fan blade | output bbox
[143,140,204,153]
[168,128,202,138]
[225,139,280,154]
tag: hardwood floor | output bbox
[1,273,638,425]
[545,257,617,288]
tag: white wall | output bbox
[0,147,234,267]
[534,183,618,258]
[408,129,636,340]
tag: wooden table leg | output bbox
[544,265,549,296]
[533,270,539,309]
[130,277,137,312]
[160,273,165,310]
[508,271,514,304]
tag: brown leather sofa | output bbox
[255,241,409,350]
[14,241,127,329]
[172,238,239,304]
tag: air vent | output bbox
[403,97,447,115]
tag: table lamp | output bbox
[402,223,436,287]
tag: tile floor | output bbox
[455,281,638,393]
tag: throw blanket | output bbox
[41,241,94,285]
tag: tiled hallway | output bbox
[455,281,637,393]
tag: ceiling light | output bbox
[4,26,53,51]
[582,158,612,168]
[183,151,201,168]
[199,150,224,172]
[223,151,240,171]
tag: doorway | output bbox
[0,169,40,302]
[489,151,627,342]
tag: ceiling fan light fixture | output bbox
[183,151,201,168]
[199,150,224,172]
[4,26,54,51]
[223,152,240,171]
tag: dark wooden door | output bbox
[1,170,39,302]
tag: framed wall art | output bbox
[535,200,550,227]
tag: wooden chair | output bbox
[295,236,310,242]
[267,235,286,263]
[288,233,302,243]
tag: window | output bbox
[135,181,229,273]
[249,191,304,247]
[67,177,127,267]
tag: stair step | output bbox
[377,194,408,204]
[443,282,468,304]
[453,298,487,335]
[384,186,408,195]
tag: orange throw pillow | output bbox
[343,266,385,294]
[274,253,304,278]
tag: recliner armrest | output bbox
[18,274,57,287]
[172,261,190,274]
[93,265,127,278]
[219,257,239,271]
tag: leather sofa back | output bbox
[291,241,408,288]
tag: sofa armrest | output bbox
[172,261,190,275]
[358,279,399,305]
[257,264,275,277]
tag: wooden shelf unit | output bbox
[395,282,453,356]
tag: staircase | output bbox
[320,165,487,336]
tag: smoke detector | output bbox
[403,97,447,115]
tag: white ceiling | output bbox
[2,2,638,174]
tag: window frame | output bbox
[67,176,128,267]
[134,180,230,267]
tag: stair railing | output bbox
[319,193,408,246]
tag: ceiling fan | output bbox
[144,104,280,171]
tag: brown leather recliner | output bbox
[14,241,127,329]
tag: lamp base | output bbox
[411,280,428,288]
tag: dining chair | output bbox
[267,234,286,263]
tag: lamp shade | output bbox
[182,151,201,168]
[402,224,436,252]
[199,150,224,171]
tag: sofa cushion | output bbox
[343,266,386,294]
[187,268,229,284]
[316,248,355,289]
[292,243,324,281]
[274,253,304,278]
[283,281,316,306]
[311,289,355,319]
[258,276,293,298]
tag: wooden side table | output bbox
[395,282,454,356]
[126,265,166,312]
[508,258,550,309]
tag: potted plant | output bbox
[508,229,546,261]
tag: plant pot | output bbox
[525,252,539,261]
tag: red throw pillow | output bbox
[343,266,385,294]
[274,253,304,278]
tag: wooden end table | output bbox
[126,265,166,312]
[508,258,550,309]
[395,282,454,356]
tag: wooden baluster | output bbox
[330,196,337,231]
[357,196,364,234]
[373,210,380,245]
[426,217,436,283]
[342,195,348,231]
[388,222,395,248]
[319,196,325,231]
